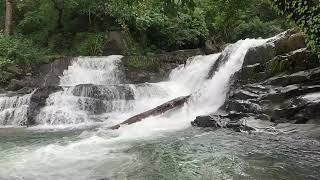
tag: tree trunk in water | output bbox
[109,95,191,129]
[4,0,13,35]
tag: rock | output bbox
[103,31,127,55]
[204,39,219,54]
[224,99,262,114]
[263,85,320,103]
[237,63,266,83]
[110,95,190,129]
[27,86,63,126]
[266,48,316,76]
[272,95,320,124]
[124,49,203,83]
[71,84,134,101]
[1,56,73,91]
[191,114,255,132]
[6,79,32,91]
[242,29,306,67]
[6,64,23,75]
[273,31,306,55]
[229,88,260,100]
[243,43,275,66]
[6,57,73,91]
[265,66,320,86]
[31,57,74,87]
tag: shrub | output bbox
[0,33,45,84]
[0,34,44,66]
[72,32,106,56]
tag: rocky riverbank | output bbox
[191,29,320,139]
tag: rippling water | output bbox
[1,35,319,180]
[0,128,319,180]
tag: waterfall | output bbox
[0,38,269,128]
[0,93,32,126]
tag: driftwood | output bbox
[110,95,190,129]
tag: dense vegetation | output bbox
[1,0,317,85]
[271,0,320,53]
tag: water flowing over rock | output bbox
[1,29,319,137]
[0,93,32,125]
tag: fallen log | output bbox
[110,95,190,129]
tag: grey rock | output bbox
[191,114,255,132]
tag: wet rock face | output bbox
[71,84,135,101]
[196,29,320,133]
[5,57,74,91]
[32,57,74,87]
[272,95,320,124]
[244,44,275,66]
[123,49,203,83]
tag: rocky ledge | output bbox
[192,29,320,139]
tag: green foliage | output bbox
[266,56,289,76]
[270,0,320,53]
[72,32,105,56]
[0,34,45,66]
[0,33,46,83]
[201,0,291,43]
[126,56,160,71]
[1,0,294,59]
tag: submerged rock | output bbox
[191,114,255,132]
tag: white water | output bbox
[60,56,124,86]
[0,93,32,126]
[0,38,272,179]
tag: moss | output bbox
[42,55,67,63]
[266,56,289,76]
[126,56,161,71]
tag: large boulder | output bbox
[272,30,307,55]
[242,29,307,67]
[243,43,275,66]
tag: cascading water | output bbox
[0,93,33,126]
[1,37,319,180]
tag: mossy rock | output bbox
[266,56,289,76]
[125,56,162,71]
[239,63,266,82]
[266,48,318,77]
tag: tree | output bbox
[52,0,64,30]
[4,0,13,35]
[270,0,320,53]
